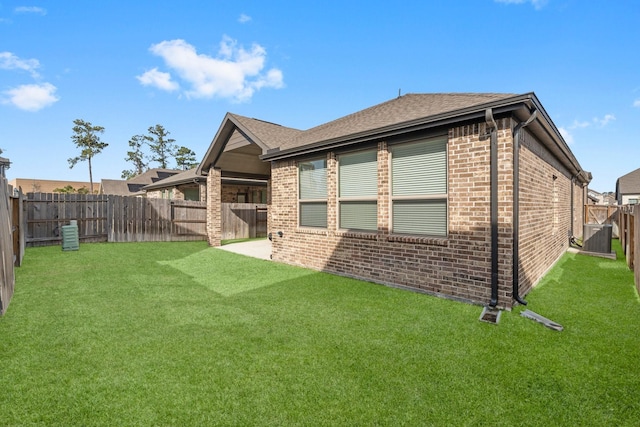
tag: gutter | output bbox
[512,108,537,306]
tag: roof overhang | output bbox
[196,113,272,177]
[260,92,591,185]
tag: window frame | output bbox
[389,135,448,237]
[337,148,378,232]
[298,156,328,228]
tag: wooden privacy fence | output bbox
[221,203,268,241]
[619,204,640,294]
[0,176,16,314]
[584,204,619,238]
[24,193,207,245]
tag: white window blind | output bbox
[338,150,377,231]
[391,137,447,236]
[299,158,327,228]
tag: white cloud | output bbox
[238,14,252,23]
[563,113,616,135]
[593,114,615,127]
[633,99,640,108]
[0,51,41,78]
[568,119,590,129]
[143,37,284,102]
[14,6,47,15]
[494,0,548,10]
[558,127,574,145]
[136,67,179,91]
[2,82,58,111]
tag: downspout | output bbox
[512,109,537,306]
[485,109,499,308]
[570,171,583,236]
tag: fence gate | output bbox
[584,205,619,238]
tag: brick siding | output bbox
[209,117,584,309]
[517,127,585,296]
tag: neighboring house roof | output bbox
[100,168,181,195]
[8,178,93,193]
[198,92,591,185]
[143,168,204,191]
[616,167,640,195]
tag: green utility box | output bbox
[61,220,79,251]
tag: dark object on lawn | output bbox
[479,306,501,324]
[521,309,563,331]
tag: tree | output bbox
[175,146,197,170]
[121,134,149,179]
[53,185,76,194]
[68,119,108,194]
[145,124,176,169]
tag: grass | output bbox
[1,240,639,426]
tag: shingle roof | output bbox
[143,168,204,191]
[198,92,590,185]
[281,93,516,150]
[100,168,181,195]
[228,114,303,150]
[616,167,640,194]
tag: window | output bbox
[184,188,199,201]
[299,158,327,228]
[338,149,377,231]
[252,189,267,204]
[391,137,447,236]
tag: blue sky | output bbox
[1,0,638,192]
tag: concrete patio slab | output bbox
[217,239,272,261]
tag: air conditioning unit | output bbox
[582,223,612,254]
[61,220,79,251]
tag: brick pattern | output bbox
[206,167,222,246]
[223,117,584,309]
[517,127,585,296]
[221,184,267,203]
[146,183,207,202]
[270,119,517,308]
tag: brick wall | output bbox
[145,183,206,201]
[270,119,516,308]
[221,184,267,203]
[206,167,222,246]
[517,127,583,296]
[210,116,584,309]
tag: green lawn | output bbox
[1,240,638,426]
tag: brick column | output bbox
[206,167,222,247]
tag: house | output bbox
[143,168,206,201]
[615,168,640,205]
[8,178,93,194]
[588,189,617,206]
[198,92,590,310]
[99,169,180,196]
